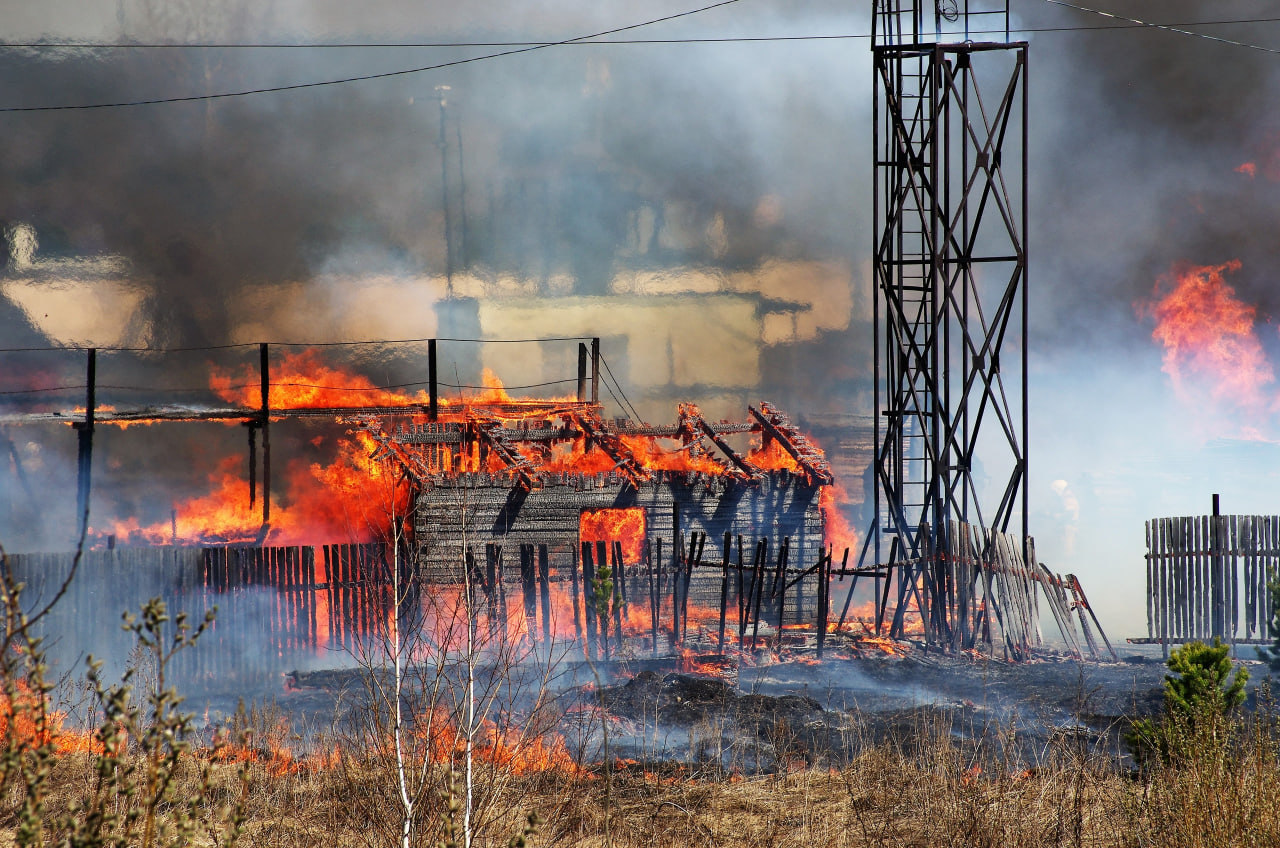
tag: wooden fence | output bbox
[7,543,395,687]
[842,520,1113,661]
[1144,514,1280,654]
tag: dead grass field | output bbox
[4,704,1278,848]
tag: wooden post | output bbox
[613,540,627,605]
[817,549,830,659]
[610,542,624,655]
[772,537,789,628]
[737,535,747,647]
[751,538,768,652]
[682,532,701,640]
[718,532,730,652]
[73,348,96,539]
[595,540,612,657]
[672,503,682,647]
[577,343,588,403]
[428,339,439,421]
[649,539,660,657]
[590,337,600,405]
[259,343,271,529]
[494,544,508,635]
[570,544,583,648]
[520,544,537,647]
[582,542,598,660]
[539,544,552,646]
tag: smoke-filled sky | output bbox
[4,0,1280,635]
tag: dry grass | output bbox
[5,684,1280,848]
[4,706,1279,848]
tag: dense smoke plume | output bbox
[3,1,1280,631]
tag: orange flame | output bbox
[1140,260,1274,416]
[579,508,646,565]
[0,679,103,755]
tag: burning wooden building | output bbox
[356,396,835,581]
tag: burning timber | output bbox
[1,341,1114,687]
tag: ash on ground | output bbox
[579,645,1272,773]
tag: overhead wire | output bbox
[1041,0,1280,55]
[597,353,643,423]
[5,16,1280,49]
[0,0,744,112]
[0,335,595,354]
[1,7,1277,112]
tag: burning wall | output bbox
[414,469,824,581]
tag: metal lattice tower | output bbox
[868,0,1028,637]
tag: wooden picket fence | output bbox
[1144,514,1280,654]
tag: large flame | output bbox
[1140,260,1274,416]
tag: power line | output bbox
[1042,0,1280,56]
[3,10,1277,113]
[598,353,643,424]
[3,16,1279,50]
[0,335,596,354]
[0,0,743,112]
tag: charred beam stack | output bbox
[1142,508,1280,656]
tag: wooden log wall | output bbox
[414,470,825,583]
[1145,514,1280,653]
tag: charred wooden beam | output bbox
[678,402,762,481]
[748,402,834,485]
[571,411,652,486]
[471,415,540,490]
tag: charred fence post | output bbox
[539,544,552,646]
[609,541,624,655]
[648,538,659,656]
[485,543,499,631]
[582,541,598,660]
[816,548,830,659]
[718,532,730,652]
[751,538,768,653]
[520,543,537,647]
[72,347,96,540]
[259,343,271,533]
[595,540,611,658]
[570,543,583,648]
[653,538,663,657]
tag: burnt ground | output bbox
[585,643,1277,772]
[209,642,1276,774]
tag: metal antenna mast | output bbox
[869,0,1028,637]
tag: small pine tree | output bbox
[1162,638,1248,719]
[1127,638,1248,766]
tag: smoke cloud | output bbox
[3,1,1279,633]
